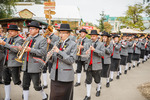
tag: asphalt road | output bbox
[0,60,150,100]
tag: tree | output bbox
[0,0,19,19]
[97,11,106,32]
[103,22,112,33]
[145,3,150,17]
[118,3,145,31]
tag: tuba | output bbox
[15,40,30,63]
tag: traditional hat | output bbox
[134,35,139,38]
[122,33,128,37]
[57,24,72,31]
[128,34,132,37]
[101,31,111,37]
[89,30,99,35]
[27,21,42,29]
[79,28,88,34]
[112,34,120,38]
[7,25,20,31]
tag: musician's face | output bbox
[59,31,70,41]
[102,36,108,42]
[80,32,86,38]
[128,36,132,39]
[29,27,39,36]
[122,36,127,40]
[135,38,138,41]
[114,37,119,42]
[0,27,3,34]
[91,35,98,42]
[8,30,18,37]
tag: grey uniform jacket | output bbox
[69,35,76,42]
[85,40,105,71]
[50,38,77,82]
[3,35,24,67]
[76,37,91,61]
[102,42,112,64]
[120,40,128,56]
[140,39,146,50]
[22,34,47,73]
[146,41,150,51]
[133,41,141,54]
[48,33,59,50]
[110,42,122,59]
[128,40,134,53]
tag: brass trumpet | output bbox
[15,40,30,63]
[76,40,82,56]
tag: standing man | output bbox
[0,24,5,84]
[0,25,24,100]
[75,28,90,87]
[22,21,48,100]
[84,30,104,100]
[49,24,77,100]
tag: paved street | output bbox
[0,60,150,100]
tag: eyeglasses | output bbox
[29,28,36,30]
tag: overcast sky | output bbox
[55,0,144,25]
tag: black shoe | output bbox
[142,61,145,63]
[116,75,120,79]
[128,67,131,70]
[74,72,77,74]
[119,73,122,75]
[124,70,127,74]
[43,94,48,100]
[133,65,135,68]
[137,62,140,67]
[74,82,81,87]
[83,96,91,100]
[106,82,110,88]
[0,81,4,84]
[96,91,101,97]
[42,85,48,89]
[109,78,113,82]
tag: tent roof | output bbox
[14,4,82,22]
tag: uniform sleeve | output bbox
[93,43,105,57]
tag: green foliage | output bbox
[85,34,91,39]
[0,0,19,19]
[118,3,145,31]
[145,3,150,17]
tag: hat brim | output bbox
[27,25,42,29]
[89,33,99,35]
[79,30,88,34]
[7,28,20,31]
[57,28,72,31]
[101,34,111,37]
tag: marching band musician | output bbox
[119,33,129,75]
[101,31,112,88]
[0,25,24,100]
[75,28,91,87]
[132,35,141,67]
[42,25,59,89]
[21,21,48,100]
[83,30,104,100]
[138,34,146,64]
[49,24,77,100]
[109,34,122,81]
[0,24,5,84]
[127,34,134,70]
[144,36,150,61]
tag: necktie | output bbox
[89,43,96,65]
[27,39,33,62]
[80,41,83,55]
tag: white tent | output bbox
[13,3,82,23]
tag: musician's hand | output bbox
[90,46,95,51]
[86,50,90,55]
[0,40,6,45]
[47,38,51,44]
[79,45,84,49]
[133,43,136,46]
[53,45,59,53]
[25,47,31,52]
[18,45,22,51]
